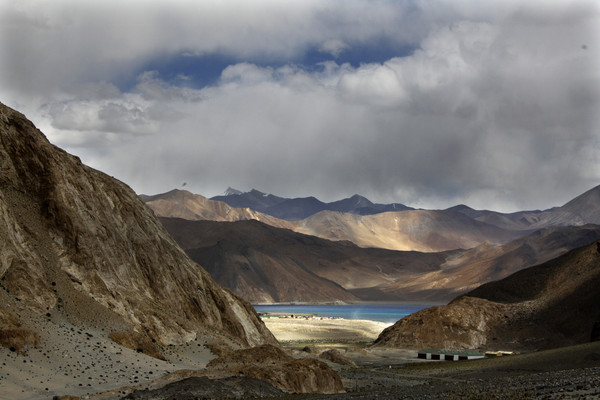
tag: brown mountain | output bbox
[378,224,600,302]
[0,102,276,352]
[158,218,449,303]
[146,184,600,254]
[142,189,294,229]
[144,191,522,252]
[373,240,600,352]
[451,185,600,231]
[293,209,522,252]
[158,216,600,304]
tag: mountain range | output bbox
[373,239,600,352]
[146,185,600,253]
[143,184,600,303]
[145,189,520,252]
[211,188,413,220]
[159,217,600,304]
[211,186,600,229]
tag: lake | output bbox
[253,304,432,324]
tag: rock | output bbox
[302,345,319,354]
[108,331,165,360]
[206,344,345,394]
[121,376,284,399]
[319,348,357,367]
[373,296,509,350]
[0,309,40,354]
[206,344,292,368]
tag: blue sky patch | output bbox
[123,39,418,91]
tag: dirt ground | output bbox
[288,341,600,399]
[3,315,599,399]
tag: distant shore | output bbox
[253,301,444,306]
[261,315,392,343]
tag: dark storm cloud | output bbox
[0,0,598,211]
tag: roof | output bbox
[418,349,485,357]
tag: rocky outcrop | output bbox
[373,240,600,352]
[0,101,276,349]
[319,348,357,367]
[122,376,285,400]
[205,344,345,394]
[0,308,40,354]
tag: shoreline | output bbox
[261,316,392,344]
[252,301,444,306]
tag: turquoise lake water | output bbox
[252,304,432,324]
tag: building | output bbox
[417,349,485,361]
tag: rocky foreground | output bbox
[121,341,600,399]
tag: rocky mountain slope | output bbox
[450,184,600,231]
[373,240,600,352]
[0,102,334,399]
[293,209,521,252]
[378,224,600,301]
[142,189,294,229]
[158,217,600,304]
[159,218,449,303]
[0,102,276,349]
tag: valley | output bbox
[1,101,599,399]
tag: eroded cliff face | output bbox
[0,102,276,348]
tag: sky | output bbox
[1,0,599,212]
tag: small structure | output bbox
[417,349,485,361]
[484,350,514,357]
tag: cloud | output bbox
[1,0,599,211]
[319,39,350,58]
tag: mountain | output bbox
[450,185,600,231]
[373,240,600,352]
[210,189,413,220]
[147,184,600,253]
[377,224,600,302]
[560,184,600,224]
[223,187,243,196]
[265,196,327,220]
[211,189,287,213]
[158,216,600,304]
[142,189,294,230]
[147,190,518,252]
[0,102,280,396]
[157,218,449,303]
[327,194,413,215]
[294,209,522,252]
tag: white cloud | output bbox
[319,39,350,58]
[1,0,599,211]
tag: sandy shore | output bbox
[261,316,391,343]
